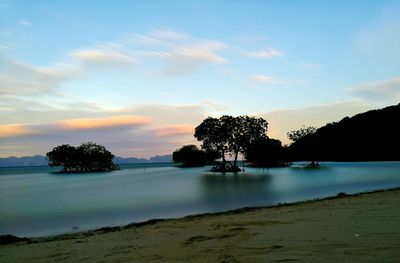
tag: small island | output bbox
[174,115,272,172]
[46,142,119,173]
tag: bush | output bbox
[46,142,119,172]
[172,145,210,167]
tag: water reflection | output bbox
[200,172,273,210]
[1,162,400,237]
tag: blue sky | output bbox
[1,0,399,157]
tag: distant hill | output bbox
[113,155,172,164]
[289,103,400,161]
[148,155,173,163]
[0,155,48,167]
[113,156,148,164]
[0,154,172,167]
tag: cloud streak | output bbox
[69,48,136,66]
[251,75,287,85]
[0,59,82,97]
[0,28,230,105]
[155,125,194,137]
[246,49,282,59]
[0,124,36,138]
[350,77,400,101]
[59,115,151,130]
[19,19,31,27]
[0,102,214,157]
[132,29,228,76]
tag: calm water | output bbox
[1,162,399,237]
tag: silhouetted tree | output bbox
[194,115,268,172]
[287,104,400,162]
[287,126,316,142]
[228,116,268,168]
[287,126,319,166]
[194,117,230,168]
[46,144,78,172]
[246,138,287,167]
[173,145,207,167]
[46,142,119,172]
[204,148,220,165]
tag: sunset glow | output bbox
[1,0,399,157]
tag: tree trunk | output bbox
[233,151,238,168]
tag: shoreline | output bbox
[1,187,400,261]
[2,186,400,242]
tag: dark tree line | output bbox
[288,104,400,162]
[172,145,218,167]
[173,103,400,171]
[174,115,279,171]
[47,142,119,172]
[246,138,287,167]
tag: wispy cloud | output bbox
[130,28,228,76]
[350,77,400,101]
[147,41,227,64]
[0,124,36,137]
[59,115,151,130]
[155,125,194,137]
[297,62,320,70]
[0,59,82,97]
[251,75,287,85]
[69,48,136,66]
[0,102,215,157]
[246,49,282,59]
[1,27,229,108]
[127,27,188,48]
[251,75,277,84]
[19,19,31,27]
[250,75,312,86]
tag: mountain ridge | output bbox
[0,154,172,167]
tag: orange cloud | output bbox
[155,125,194,137]
[0,124,36,138]
[59,115,151,130]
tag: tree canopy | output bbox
[246,138,287,167]
[173,104,400,171]
[287,126,316,142]
[287,104,400,162]
[172,145,218,167]
[46,142,119,172]
[194,115,268,172]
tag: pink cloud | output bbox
[59,115,151,130]
[155,125,195,137]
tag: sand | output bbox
[1,189,400,262]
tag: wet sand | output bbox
[1,189,400,262]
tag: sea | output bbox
[1,162,399,237]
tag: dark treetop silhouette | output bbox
[192,115,268,172]
[46,142,119,172]
[287,103,400,162]
[173,103,400,171]
[172,145,218,167]
[287,126,316,142]
[287,126,319,167]
[245,138,287,167]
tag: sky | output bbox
[0,0,399,158]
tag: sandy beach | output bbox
[1,188,400,262]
